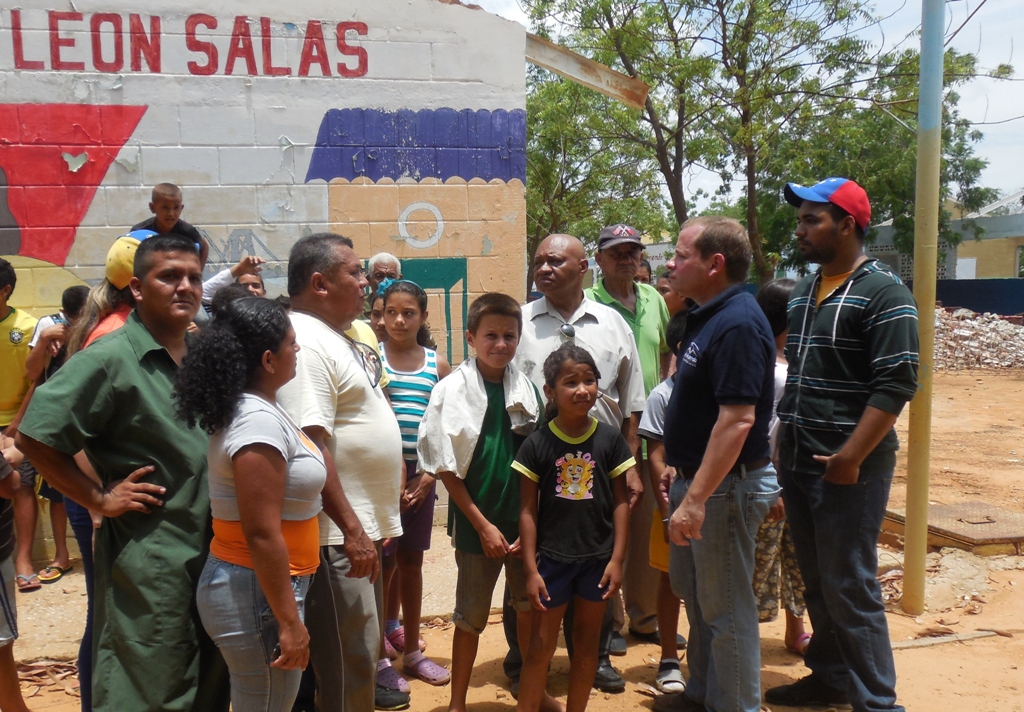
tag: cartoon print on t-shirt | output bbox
[555,450,595,500]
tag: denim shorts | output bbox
[535,554,610,608]
[453,549,529,635]
[197,555,312,712]
[398,465,436,552]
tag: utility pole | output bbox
[903,0,945,615]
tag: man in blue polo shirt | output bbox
[654,216,779,712]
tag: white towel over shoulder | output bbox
[416,359,541,479]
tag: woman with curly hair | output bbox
[174,297,326,712]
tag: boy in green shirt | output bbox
[417,293,547,712]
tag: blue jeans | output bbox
[64,499,94,712]
[669,465,779,712]
[781,467,905,712]
[197,556,312,712]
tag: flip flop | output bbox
[39,565,73,583]
[786,632,812,656]
[16,574,41,592]
[404,655,450,686]
[655,662,686,693]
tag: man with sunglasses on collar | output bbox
[277,233,405,712]
[509,232,646,693]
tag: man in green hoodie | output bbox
[768,178,918,712]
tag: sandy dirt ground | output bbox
[13,371,1024,712]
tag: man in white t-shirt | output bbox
[277,233,404,712]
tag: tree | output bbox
[750,48,1005,271]
[526,0,728,229]
[523,1,1010,282]
[526,0,876,283]
[524,66,673,290]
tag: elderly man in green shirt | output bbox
[17,235,229,712]
[585,224,670,651]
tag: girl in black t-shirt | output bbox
[512,345,632,712]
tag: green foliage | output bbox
[524,67,673,288]
[754,48,1004,269]
[521,1,1011,282]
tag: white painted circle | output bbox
[398,202,444,249]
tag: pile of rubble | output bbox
[934,308,1024,370]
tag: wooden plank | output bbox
[525,33,650,110]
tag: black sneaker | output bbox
[593,660,625,693]
[609,631,628,656]
[374,684,410,711]
[764,674,851,709]
[652,692,707,712]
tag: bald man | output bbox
[506,234,646,692]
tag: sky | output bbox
[472,0,1024,208]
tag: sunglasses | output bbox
[347,337,383,389]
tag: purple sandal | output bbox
[377,663,410,693]
[404,656,450,686]
[383,634,399,660]
[386,628,426,654]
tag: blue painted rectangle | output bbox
[305,108,527,183]
[415,109,434,148]
[364,148,398,181]
[437,148,461,179]
[329,108,364,147]
[510,149,526,183]
[341,147,365,175]
[493,149,511,181]
[458,109,475,148]
[458,148,477,181]
[412,148,439,179]
[396,109,417,147]
[365,111,396,147]
[492,110,509,149]
[509,110,526,150]
[433,108,459,147]
[476,109,493,147]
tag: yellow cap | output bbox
[105,236,141,289]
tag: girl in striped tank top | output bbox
[379,280,451,690]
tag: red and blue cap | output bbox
[784,177,871,231]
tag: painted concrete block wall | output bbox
[955,237,1024,279]
[0,0,528,343]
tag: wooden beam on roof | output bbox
[525,33,649,110]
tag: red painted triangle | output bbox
[0,104,148,264]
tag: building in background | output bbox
[0,0,528,364]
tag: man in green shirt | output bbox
[585,224,670,648]
[585,225,669,395]
[17,235,229,712]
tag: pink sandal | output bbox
[383,634,399,660]
[377,662,410,693]
[786,632,811,656]
[386,628,426,654]
[404,656,450,686]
